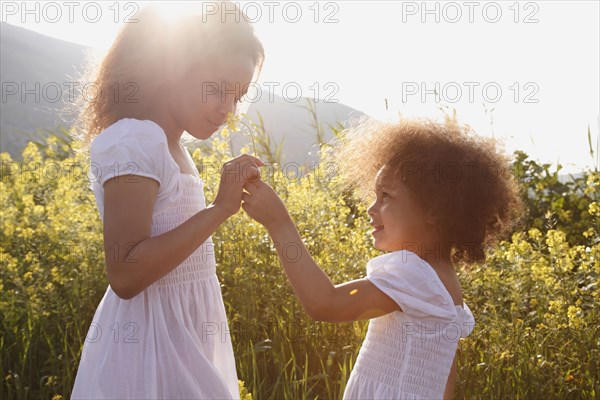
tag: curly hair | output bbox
[72,1,264,147]
[334,117,525,264]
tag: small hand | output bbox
[212,154,264,217]
[242,179,291,230]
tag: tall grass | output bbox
[1,123,599,399]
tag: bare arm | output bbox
[103,175,230,299]
[444,354,458,400]
[104,154,263,299]
[265,220,400,322]
[242,180,399,322]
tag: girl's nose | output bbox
[367,201,377,216]
[218,99,236,118]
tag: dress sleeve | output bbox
[89,120,171,188]
[366,250,457,321]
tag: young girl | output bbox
[242,118,524,399]
[71,3,264,399]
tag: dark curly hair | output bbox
[334,117,525,264]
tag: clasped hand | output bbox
[212,154,290,229]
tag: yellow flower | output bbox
[238,380,253,400]
[227,112,239,132]
[589,202,600,217]
[583,228,595,238]
[33,205,45,217]
[567,305,584,328]
[586,172,599,187]
[224,112,257,157]
[528,228,542,241]
[548,299,563,313]
[530,298,538,307]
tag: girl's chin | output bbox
[372,240,402,253]
[188,128,216,140]
[371,239,386,251]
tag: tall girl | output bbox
[71,3,264,398]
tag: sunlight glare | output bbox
[152,2,203,24]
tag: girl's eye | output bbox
[381,192,389,198]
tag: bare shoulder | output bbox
[431,262,464,306]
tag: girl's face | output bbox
[367,166,435,253]
[169,54,256,140]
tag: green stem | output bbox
[240,121,257,158]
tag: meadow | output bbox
[1,121,598,399]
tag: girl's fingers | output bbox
[221,159,262,185]
[245,164,260,181]
[244,179,264,193]
[247,155,265,167]
[235,154,265,167]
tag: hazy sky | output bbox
[3,1,599,173]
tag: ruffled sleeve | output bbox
[366,250,458,321]
[88,119,172,188]
[457,302,476,337]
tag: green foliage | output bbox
[511,150,599,248]
[1,126,598,399]
[457,227,599,399]
[1,138,106,398]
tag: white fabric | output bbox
[72,118,239,399]
[343,250,476,400]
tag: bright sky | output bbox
[2,0,599,174]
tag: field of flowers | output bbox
[1,127,598,399]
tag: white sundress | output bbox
[343,250,476,400]
[71,118,239,399]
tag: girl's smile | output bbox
[370,222,384,235]
[367,166,434,253]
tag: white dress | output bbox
[71,118,240,399]
[343,250,476,400]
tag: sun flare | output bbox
[151,2,204,24]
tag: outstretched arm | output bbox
[242,180,399,322]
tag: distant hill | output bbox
[0,22,364,166]
[235,95,362,166]
[0,22,89,156]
